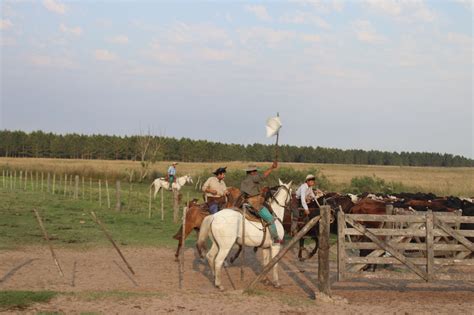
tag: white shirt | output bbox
[296,183,317,211]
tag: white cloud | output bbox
[43,0,67,15]
[94,49,118,61]
[364,0,436,23]
[60,24,82,36]
[300,34,321,43]
[144,41,181,65]
[201,48,233,61]
[245,5,272,21]
[238,27,295,46]
[165,23,230,45]
[29,54,77,69]
[353,20,386,44]
[0,19,13,30]
[280,12,330,29]
[107,35,129,44]
[290,0,344,13]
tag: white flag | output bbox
[266,116,282,137]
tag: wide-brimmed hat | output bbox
[305,174,316,181]
[213,167,227,175]
[244,165,259,172]
[172,162,178,165]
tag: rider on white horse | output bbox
[240,161,282,244]
[167,162,178,191]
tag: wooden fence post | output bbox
[241,206,246,281]
[105,179,111,209]
[99,179,102,207]
[127,183,133,211]
[63,174,67,196]
[148,188,152,219]
[90,211,135,275]
[161,189,164,221]
[74,175,79,199]
[24,170,28,190]
[173,190,179,224]
[245,214,321,291]
[115,180,121,211]
[89,178,92,201]
[426,210,434,282]
[10,170,13,190]
[19,171,23,189]
[30,171,34,191]
[41,172,44,192]
[36,171,39,191]
[52,173,56,195]
[337,210,346,282]
[318,205,331,297]
[47,173,51,193]
[33,209,64,277]
[69,174,73,198]
[179,197,188,289]
[2,169,4,189]
[82,176,85,199]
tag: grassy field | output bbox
[0,178,203,250]
[1,157,473,196]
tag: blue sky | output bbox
[1,0,472,158]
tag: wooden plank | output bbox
[426,210,434,281]
[346,242,471,252]
[337,211,346,282]
[346,272,474,282]
[345,228,474,237]
[434,218,474,252]
[318,206,331,296]
[346,257,474,266]
[344,216,428,281]
[245,215,321,292]
[345,228,426,236]
[346,214,426,223]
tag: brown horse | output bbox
[172,187,241,260]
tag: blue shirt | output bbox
[168,166,176,176]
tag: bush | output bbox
[344,175,409,194]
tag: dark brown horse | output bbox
[172,187,241,260]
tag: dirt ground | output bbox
[1,246,473,314]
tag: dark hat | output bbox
[213,167,227,175]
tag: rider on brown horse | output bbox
[202,167,229,214]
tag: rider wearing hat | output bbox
[292,174,320,235]
[167,162,178,191]
[240,161,282,244]
[202,167,229,214]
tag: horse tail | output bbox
[196,215,213,255]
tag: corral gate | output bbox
[337,209,474,282]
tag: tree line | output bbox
[0,130,472,167]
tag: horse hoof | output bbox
[273,282,281,289]
[174,256,179,262]
[217,285,225,291]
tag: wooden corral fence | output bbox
[337,208,474,282]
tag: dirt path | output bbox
[1,246,473,314]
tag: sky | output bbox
[0,0,473,158]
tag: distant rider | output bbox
[167,162,178,191]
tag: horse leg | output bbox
[229,245,242,264]
[298,238,305,261]
[270,244,282,288]
[153,183,160,199]
[308,237,319,259]
[213,245,233,291]
[206,243,218,276]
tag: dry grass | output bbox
[1,157,473,196]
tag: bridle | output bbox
[268,184,291,210]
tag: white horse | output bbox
[151,175,193,198]
[197,180,292,290]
